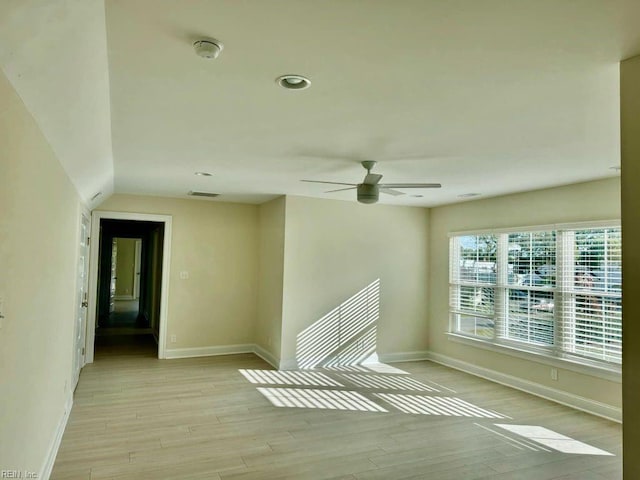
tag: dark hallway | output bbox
[95,219,164,354]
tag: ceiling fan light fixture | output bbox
[277,74,311,90]
[357,184,379,204]
[302,160,441,205]
[193,39,223,59]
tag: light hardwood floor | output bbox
[52,335,621,479]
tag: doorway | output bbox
[99,235,145,330]
[86,212,172,362]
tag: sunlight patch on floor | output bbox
[495,424,614,456]
[257,387,388,412]
[474,423,553,452]
[239,369,343,387]
[376,393,506,418]
[339,373,438,392]
[358,363,410,375]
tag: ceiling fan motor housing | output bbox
[357,183,379,204]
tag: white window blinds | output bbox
[449,235,497,339]
[504,231,556,346]
[558,227,622,363]
[449,224,621,366]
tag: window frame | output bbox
[449,233,498,340]
[448,220,621,376]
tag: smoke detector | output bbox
[193,39,223,59]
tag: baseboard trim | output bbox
[276,352,428,371]
[425,351,621,423]
[164,344,254,359]
[377,351,431,364]
[113,295,134,301]
[162,347,428,370]
[163,343,283,369]
[253,345,280,369]
[40,393,73,480]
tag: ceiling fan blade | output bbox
[325,186,357,193]
[380,188,405,196]
[301,180,357,187]
[363,173,383,185]
[380,183,441,189]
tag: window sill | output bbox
[445,332,621,383]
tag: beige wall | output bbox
[428,178,621,408]
[256,197,286,363]
[0,70,81,473]
[280,196,430,368]
[621,54,640,478]
[114,238,136,297]
[100,195,259,350]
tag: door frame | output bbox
[72,209,91,389]
[86,211,172,362]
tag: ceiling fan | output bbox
[301,161,441,204]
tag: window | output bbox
[449,223,621,366]
[449,234,497,338]
[505,231,556,346]
[561,227,622,363]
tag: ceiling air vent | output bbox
[188,191,220,198]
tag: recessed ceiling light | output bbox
[276,74,311,90]
[411,195,424,198]
[193,39,223,59]
[194,171,213,176]
[458,193,481,198]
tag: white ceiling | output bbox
[0,0,113,208]
[3,1,640,207]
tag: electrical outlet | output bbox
[550,368,558,381]
[170,334,177,343]
[179,271,189,280]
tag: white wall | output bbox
[256,196,286,364]
[428,178,621,409]
[621,54,640,478]
[99,194,431,370]
[280,196,430,368]
[0,0,114,206]
[0,69,80,475]
[99,195,259,351]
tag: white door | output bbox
[133,239,142,299]
[73,213,90,389]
